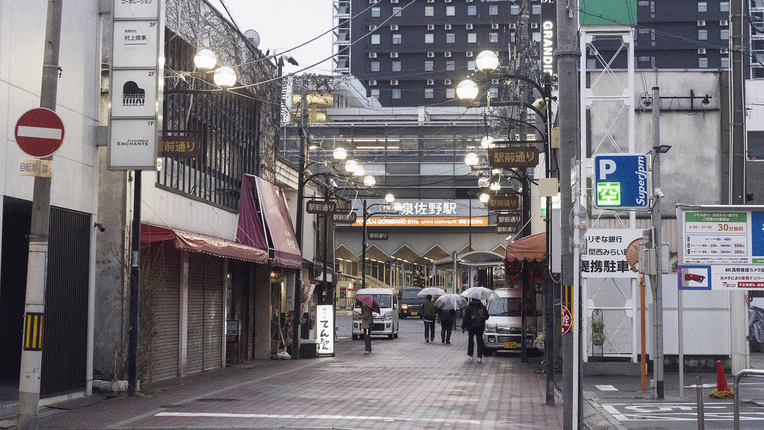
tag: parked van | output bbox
[482,288,537,355]
[352,288,399,340]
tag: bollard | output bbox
[696,376,704,430]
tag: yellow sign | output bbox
[24,313,43,350]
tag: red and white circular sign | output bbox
[15,108,65,157]
[561,305,572,335]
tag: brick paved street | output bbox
[17,316,561,429]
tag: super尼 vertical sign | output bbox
[593,154,649,209]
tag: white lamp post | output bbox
[465,152,479,167]
[333,147,347,160]
[479,193,490,204]
[364,175,376,187]
[457,79,479,101]
[481,136,496,149]
[345,159,359,174]
[475,50,499,73]
[194,49,217,71]
[213,66,237,88]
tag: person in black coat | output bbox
[461,298,487,362]
[438,307,456,344]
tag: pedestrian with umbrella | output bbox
[461,298,489,362]
[434,294,467,344]
[422,295,437,342]
[356,294,380,354]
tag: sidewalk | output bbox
[2,319,562,429]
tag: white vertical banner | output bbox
[109,0,164,170]
[317,305,334,355]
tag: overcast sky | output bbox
[210,0,335,75]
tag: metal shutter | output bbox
[141,244,180,382]
[186,252,205,374]
[203,256,224,370]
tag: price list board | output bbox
[677,206,764,290]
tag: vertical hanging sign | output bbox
[540,0,557,78]
[109,0,164,170]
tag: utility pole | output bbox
[651,87,664,399]
[17,1,62,428]
[293,84,308,360]
[556,0,580,428]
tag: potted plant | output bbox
[591,319,604,333]
[591,319,606,346]
[592,331,607,346]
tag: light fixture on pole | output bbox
[479,193,489,204]
[345,159,359,174]
[194,49,217,71]
[353,165,365,177]
[364,175,376,187]
[481,136,496,149]
[361,194,396,290]
[465,152,479,167]
[476,50,499,72]
[213,66,237,88]
[334,147,348,160]
[457,79,479,101]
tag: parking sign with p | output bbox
[593,154,649,209]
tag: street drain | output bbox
[159,404,184,408]
[196,398,238,402]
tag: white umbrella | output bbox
[434,294,468,310]
[461,287,498,301]
[417,287,447,297]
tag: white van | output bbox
[351,288,399,339]
[482,288,537,355]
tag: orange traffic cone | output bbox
[708,360,734,399]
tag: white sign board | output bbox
[581,229,643,278]
[112,21,161,68]
[317,305,334,355]
[678,206,764,290]
[111,70,158,117]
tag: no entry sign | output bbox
[15,108,65,157]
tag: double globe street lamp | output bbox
[361,193,397,290]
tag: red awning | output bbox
[141,224,268,264]
[505,232,546,262]
[244,175,302,269]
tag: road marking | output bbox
[595,384,618,391]
[602,403,764,422]
[155,412,481,425]
[17,126,62,140]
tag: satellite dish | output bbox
[244,29,260,48]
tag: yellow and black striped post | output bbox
[23,313,43,351]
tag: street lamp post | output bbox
[361,194,396,290]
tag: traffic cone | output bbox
[715,360,728,392]
[708,360,734,399]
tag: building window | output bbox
[698,57,708,68]
[490,5,499,15]
[371,34,380,44]
[697,2,707,12]
[446,88,456,99]
[468,5,477,16]
[446,33,455,43]
[371,7,380,17]
[532,5,541,15]
[393,7,402,17]
[720,1,729,12]
[392,89,401,99]
[532,32,541,43]
[425,88,434,99]
[425,33,434,44]
[510,5,519,15]
[489,33,499,43]
[489,87,498,98]
[698,29,708,40]
[370,89,380,99]
[424,60,434,71]
[446,5,455,16]
[721,56,729,68]
[425,6,434,16]
[721,28,729,40]
[393,33,402,44]
[446,60,455,70]
[467,60,476,70]
[392,61,401,72]
[371,61,380,72]
[467,33,477,43]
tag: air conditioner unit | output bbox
[444,51,452,57]
[391,24,399,30]
[721,48,729,54]
[369,80,378,86]
[444,79,452,85]
[427,0,434,2]
[391,0,399,3]
[466,24,473,30]
[698,48,706,55]
[369,52,378,58]
[391,79,399,85]
[427,24,435,30]
[720,19,729,26]
[466,51,474,57]
[368,25,377,31]
[697,20,706,26]
[445,24,452,30]
[390,52,399,58]
[530,23,539,29]
[427,79,434,85]
[492,23,499,30]
[427,51,435,58]
[508,23,516,29]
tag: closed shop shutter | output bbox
[204,256,224,370]
[186,252,205,374]
[144,245,180,382]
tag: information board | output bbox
[581,229,643,278]
[678,205,764,290]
